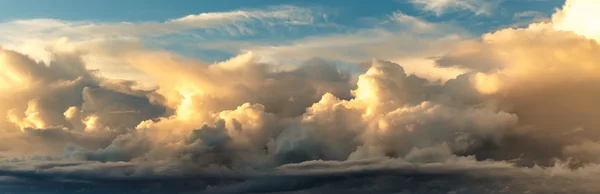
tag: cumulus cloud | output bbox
[552,0,600,41]
[0,48,170,157]
[1,0,600,193]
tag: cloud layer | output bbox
[1,0,600,193]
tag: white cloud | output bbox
[552,0,600,41]
[0,5,320,41]
[410,0,500,16]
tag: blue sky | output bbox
[0,0,566,79]
[0,0,564,27]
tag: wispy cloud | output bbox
[409,0,501,16]
[0,5,324,41]
[510,10,550,28]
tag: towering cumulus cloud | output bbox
[1,0,600,193]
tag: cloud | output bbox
[552,0,600,41]
[510,11,551,28]
[222,13,470,82]
[0,5,329,85]
[0,48,170,158]
[409,0,500,16]
[1,150,600,193]
[0,5,321,40]
[1,5,470,85]
[2,0,600,193]
[513,10,547,20]
[432,0,600,165]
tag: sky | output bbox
[4,0,600,193]
[0,0,563,63]
[0,0,566,85]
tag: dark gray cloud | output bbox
[0,156,599,194]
